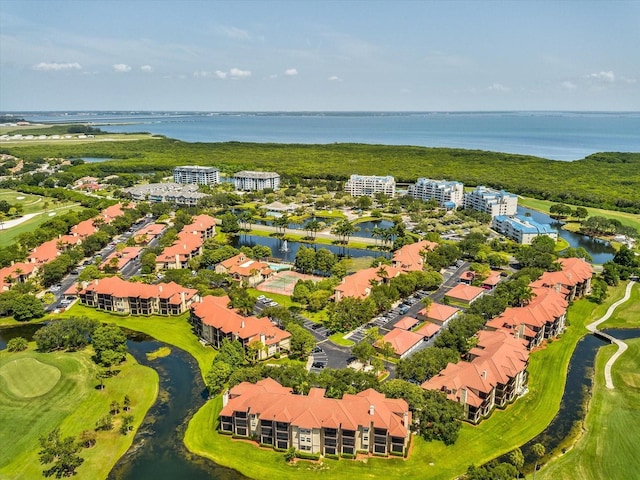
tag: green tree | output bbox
[532,443,546,479]
[78,430,96,449]
[7,336,28,352]
[287,324,316,360]
[38,428,84,478]
[228,287,255,315]
[216,338,246,367]
[574,206,589,219]
[91,324,128,367]
[140,252,157,274]
[120,414,134,435]
[95,414,113,431]
[12,294,45,321]
[508,447,525,472]
[294,246,316,274]
[205,361,233,395]
[123,395,131,412]
[351,341,375,365]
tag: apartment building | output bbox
[333,266,403,302]
[407,178,464,209]
[530,257,593,301]
[219,378,411,457]
[79,276,198,315]
[125,183,208,206]
[173,165,220,185]
[464,186,518,217]
[344,174,396,198]
[423,330,529,423]
[492,215,558,244]
[190,295,290,360]
[215,253,273,287]
[233,171,280,191]
[391,240,438,272]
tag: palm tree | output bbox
[304,219,322,240]
[332,219,359,245]
[371,226,382,247]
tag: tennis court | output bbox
[257,271,323,296]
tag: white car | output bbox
[268,301,279,307]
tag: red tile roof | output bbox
[423,330,528,406]
[445,283,485,302]
[80,276,197,305]
[416,322,441,338]
[134,223,165,242]
[218,254,270,278]
[377,328,425,356]
[70,219,97,238]
[392,240,437,272]
[334,266,403,300]
[530,257,592,291]
[182,214,215,237]
[29,239,60,264]
[394,317,419,330]
[156,231,203,264]
[482,271,503,287]
[418,302,460,323]
[220,378,410,438]
[101,247,143,270]
[192,295,290,346]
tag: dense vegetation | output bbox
[2,139,640,212]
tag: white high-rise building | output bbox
[407,178,464,209]
[173,166,220,185]
[234,171,281,191]
[464,186,518,217]
[344,174,395,198]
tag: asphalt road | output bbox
[46,216,157,312]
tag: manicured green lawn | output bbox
[601,282,640,329]
[0,204,85,247]
[518,195,640,233]
[538,338,640,480]
[328,332,355,347]
[0,347,157,480]
[55,304,216,378]
[184,284,629,480]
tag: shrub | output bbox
[6,336,28,352]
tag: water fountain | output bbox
[279,240,289,252]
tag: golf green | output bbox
[0,357,61,398]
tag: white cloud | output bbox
[140,65,153,72]
[284,68,298,76]
[229,67,251,78]
[620,76,637,84]
[561,81,577,90]
[587,71,615,82]
[328,75,342,82]
[219,26,251,40]
[488,83,510,92]
[215,70,228,79]
[33,62,81,71]
[113,63,132,72]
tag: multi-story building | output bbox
[173,165,220,185]
[219,378,412,457]
[530,257,593,301]
[79,277,198,315]
[215,253,273,287]
[407,178,464,209]
[344,174,395,198]
[233,171,280,191]
[492,215,558,244]
[190,295,290,360]
[155,215,215,270]
[464,186,518,217]
[423,330,529,423]
[124,183,209,206]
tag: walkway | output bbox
[586,280,636,389]
[0,203,80,229]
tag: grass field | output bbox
[538,337,640,480]
[55,304,216,378]
[0,205,85,248]
[519,195,640,234]
[600,282,640,329]
[183,283,629,480]
[0,347,158,480]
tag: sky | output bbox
[1,0,639,111]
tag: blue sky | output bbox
[1,0,639,111]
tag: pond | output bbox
[0,324,244,479]
[351,219,395,239]
[517,206,615,264]
[230,233,386,262]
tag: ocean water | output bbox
[16,111,640,161]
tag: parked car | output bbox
[268,301,279,307]
[312,347,323,354]
[312,362,326,369]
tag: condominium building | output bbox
[79,277,198,315]
[463,186,518,217]
[234,171,280,191]
[344,174,395,198]
[219,378,411,457]
[190,295,290,360]
[173,165,220,185]
[492,215,558,245]
[407,178,464,209]
[125,183,209,206]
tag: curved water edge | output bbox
[0,324,245,479]
[517,206,615,264]
[109,338,245,479]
